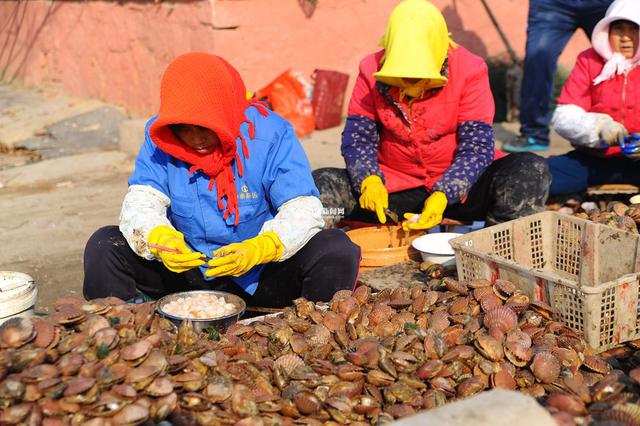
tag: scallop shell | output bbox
[600,405,640,426]
[493,280,516,299]
[293,391,321,415]
[63,377,96,397]
[0,317,35,349]
[474,333,503,360]
[428,310,450,333]
[388,297,413,309]
[121,340,152,362]
[630,367,640,385]
[289,333,309,355]
[504,342,532,367]
[274,354,305,376]
[112,404,149,425]
[23,364,60,384]
[505,303,529,315]
[479,294,503,312]
[529,301,554,320]
[562,374,592,404]
[352,285,371,305]
[94,327,119,350]
[304,324,332,347]
[608,201,629,216]
[53,304,87,325]
[33,320,58,349]
[468,279,492,289]
[145,377,174,397]
[506,293,530,305]
[547,393,587,417]
[616,403,640,422]
[530,352,560,384]
[112,384,137,401]
[583,355,610,374]
[444,278,468,296]
[626,206,640,223]
[54,296,84,308]
[490,369,516,390]
[368,304,393,326]
[483,306,517,335]
[84,315,111,337]
[332,289,353,302]
[447,296,470,315]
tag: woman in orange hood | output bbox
[83,53,360,307]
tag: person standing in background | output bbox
[502,0,613,153]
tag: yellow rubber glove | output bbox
[359,175,388,224]
[147,226,206,273]
[205,232,284,278]
[402,191,448,231]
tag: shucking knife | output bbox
[147,243,214,263]
[384,208,400,223]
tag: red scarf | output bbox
[149,53,268,225]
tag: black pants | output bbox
[83,226,361,308]
[313,153,551,228]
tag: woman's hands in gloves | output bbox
[402,191,448,231]
[147,226,206,273]
[598,120,628,146]
[359,175,388,224]
[205,232,283,278]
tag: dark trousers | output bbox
[83,226,361,308]
[313,153,551,227]
[519,0,611,144]
[548,150,640,195]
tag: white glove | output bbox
[598,120,627,146]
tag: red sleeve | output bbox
[457,56,494,124]
[347,55,379,120]
[557,51,593,110]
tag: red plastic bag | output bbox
[255,70,315,138]
[311,69,349,130]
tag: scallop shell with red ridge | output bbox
[428,310,450,333]
[479,294,503,313]
[530,352,561,384]
[583,355,610,374]
[493,280,516,300]
[468,279,492,289]
[473,286,494,301]
[274,354,305,376]
[444,278,468,296]
[483,306,518,335]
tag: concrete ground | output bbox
[0,83,572,312]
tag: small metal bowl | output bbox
[156,290,246,334]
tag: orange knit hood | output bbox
[149,53,268,225]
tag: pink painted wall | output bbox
[0,0,592,117]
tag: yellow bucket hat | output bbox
[374,0,456,97]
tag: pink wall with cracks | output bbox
[0,0,591,117]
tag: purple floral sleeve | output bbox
[433,121,494,203]
[341,114,383,192]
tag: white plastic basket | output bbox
[0,271,38,320]
[450,211,640,353]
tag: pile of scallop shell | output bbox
[1,281,639,425]
[549,199,640,234]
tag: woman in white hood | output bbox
[549,0,640,195]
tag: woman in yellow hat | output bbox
[314,0,551,229]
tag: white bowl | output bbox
[411,232,462,266]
